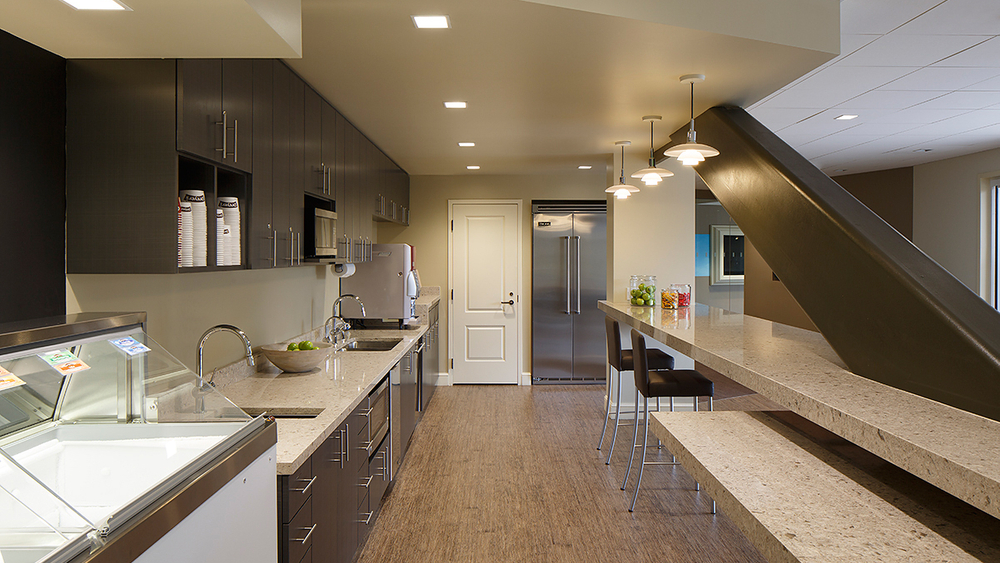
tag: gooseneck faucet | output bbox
[197,324,255,387]
[325,294,366,346]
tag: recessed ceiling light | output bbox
[60,0,130,9]
[913,148,933,153]
[412,15,450,28]
[467,165,480,170]
[458,142,475,147]
[578,165,593,170]
[444,101,467,109]
[835,114,859,121]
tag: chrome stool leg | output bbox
[629,396,650,512]
[606,365,625,464]
[622,389,640,490]
[597,365,614,450]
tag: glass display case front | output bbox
[0,313,265,563]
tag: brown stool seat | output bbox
[598,317,676,463]
[647,369,714,398]
[620,348,674,373]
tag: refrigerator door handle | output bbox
[562,236,571,314]
[574,235,582,314]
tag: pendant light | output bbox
[664,74,719,166]
[631,116,674,186]
[605,141,640,200]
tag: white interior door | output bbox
[450,201,520,384]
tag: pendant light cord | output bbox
[687,81,697,143]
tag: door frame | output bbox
[448,199,524,385]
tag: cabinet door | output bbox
[313,426,344,563]
[334,110,352,260]
[250,60,274,269]
[288,70,305,264]
[177,59,223,163]
[222,59,253,173]
[304,87,325,197]
[273,61,293,267]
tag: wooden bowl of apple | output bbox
[261,340,332,373]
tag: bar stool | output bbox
[597,317,674,464]
[623,328,714,512]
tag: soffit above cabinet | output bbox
[0,0,301,58]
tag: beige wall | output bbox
[377,170,609,379]
[67,266,341,374]
[913,147,1000,299]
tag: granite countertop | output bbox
[218,325,428,475]
[599,300,1000,521]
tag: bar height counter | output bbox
[598,301,1000,521]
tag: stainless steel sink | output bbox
[341,338,402,352]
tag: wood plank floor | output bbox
[356,384,769,563]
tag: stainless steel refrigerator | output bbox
[531,202,607,382]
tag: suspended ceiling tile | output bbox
[911,91,1000,109]
[836,121,923,136]
[838,33,989,67]
[934,37,1000,67]
[883,66,1000,90]
[796,65,920,98]
[843,89,949,109]
[839,0,942,35]
[871,107,972,124]
[895,0,1000,35]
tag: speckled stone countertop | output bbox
[651,411,1000,562]
[218,326,427,475]
[599,301,1000,521]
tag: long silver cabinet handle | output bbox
[215,110,227,157]
[344,423,349,463]
[358,475,373,488]
[563,236,571,314]
[291,475,317,494]
[574,235,582,314]
[233,118,238,163]
[294,524,317,544]
[357,512,374,525]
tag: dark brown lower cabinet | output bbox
[280,375,392,563]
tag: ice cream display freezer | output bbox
[0,313,276,563]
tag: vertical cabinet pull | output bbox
[233,118,238,163]
[574,235,582,314]
[216,110,227,157]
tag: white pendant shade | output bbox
[607,141,640,199]
[664,142,719,166]
[631,167,674,185]
[630,115,674,185]
[664,75,719,166]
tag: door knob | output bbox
[502,300,514,306]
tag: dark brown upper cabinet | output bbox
[177,59,253,173]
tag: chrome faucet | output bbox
[197,324,255,387]
[325,294,366,346]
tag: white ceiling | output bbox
[749,0,1000,176]
[8,0,997,178]
[285,0,836,176]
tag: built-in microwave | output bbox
[304,195,337,260]
[314,208,337,257]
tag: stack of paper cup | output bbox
[179,201,194,268]
[218,197,241,266]
[180,190,207,267]
[216,208,226,266]
[222,225,234,266]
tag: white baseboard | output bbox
[521,372,531,386]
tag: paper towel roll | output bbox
[331,263,355,278]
